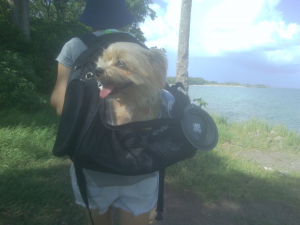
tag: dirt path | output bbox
[151,150,300,225]
[152,186,300,225]
[238,150,300,173]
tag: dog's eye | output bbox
[117,60,125,67]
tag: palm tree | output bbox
[176,0,192,91]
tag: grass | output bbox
[0,108,86,224]
[214,116,300,152]
[0,108,300,224]
[166,115,300,208]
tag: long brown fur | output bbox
[96,42,168,125]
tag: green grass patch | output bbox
[211,115,300,153]
[166,115,300,208]
[0,108,85,224]
[1,110,300,224]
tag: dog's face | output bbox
[95,42,168,105]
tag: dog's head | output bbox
[95,42,168,102]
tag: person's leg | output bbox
[85,206,113,225]
[148,205,157,224]
[118,208,151,225]
[114,174,159,225]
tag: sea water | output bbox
[188,86,300,133]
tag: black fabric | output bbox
[156,168,165,221]
[79,33,98,48]
[99,97,181,131]
[53,33,197,174]
[53,32,198,221]
[165,82,190,117]
[74,163,94,225]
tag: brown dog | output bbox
[96,42,168,125]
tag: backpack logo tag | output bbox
[153,125,169,136]
[193,123,202,133]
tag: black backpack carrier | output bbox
[53,32,218,224]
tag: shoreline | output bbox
[191,84,245,87]
[189,84,271,88]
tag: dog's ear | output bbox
[148,48,168,81]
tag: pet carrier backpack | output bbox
[52,32,218,223]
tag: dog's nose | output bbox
[95,67,104,77]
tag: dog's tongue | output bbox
[100,83,115,98]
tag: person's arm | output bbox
[50,63,71,116]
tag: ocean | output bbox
[188,86,300,133]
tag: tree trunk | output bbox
[176,0,192,91]
[7,0,21,28]
[7,0,30,41]
[21,0,30,41]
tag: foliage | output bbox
[1,0,157,111]
[150,46,166,52]
[192,98,208,108]
[0,0,11,22]
[168,77,271,88]
[167,76,272,88]
[0,50,47,111]
[245,83,270,88]
[207,80,218,84]
[222,81,241,86]
[188,77,204,85]
[29,0,86,21]
[0,18,90,94]
[168,76,205,85]
[167,77,176,85]
[126,0,156,23]
[28,0,156,42]
[29,17,91,92]
[0,21,31,53]
[124,0,156,42]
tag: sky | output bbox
[140,0,300,89]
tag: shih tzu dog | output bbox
[95,42,168,125]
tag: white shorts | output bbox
[71,173,159,216]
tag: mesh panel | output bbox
[72,106,195,175]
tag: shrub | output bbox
[0,51,47,111]
[0,21,31,54]
[28,18,91,93]
[0,19,91,94]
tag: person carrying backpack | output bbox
[50,1,159,224]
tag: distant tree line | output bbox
[168,77,215,85]
[167,77,270,88]
[245,83,270,88]
[167,77,205,85]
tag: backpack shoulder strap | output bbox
[74,163,95,225]
[156,168,165,221]
[78,33,98,48]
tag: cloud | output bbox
[267,46,300,65]
[187,52,300,88]
[141,0,300,64]
[140,2,180,50]
[140,0,300,88]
